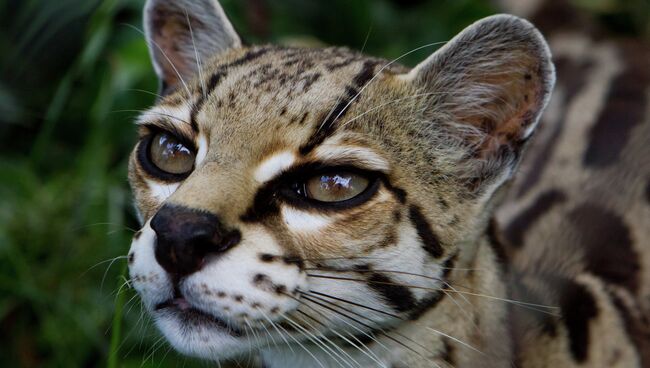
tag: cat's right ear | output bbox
[144,0,241,96]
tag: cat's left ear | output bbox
[144,0,242,95]
[403,14,555,195]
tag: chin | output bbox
[153,303,250,361]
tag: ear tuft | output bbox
[144,0,241,95]
[407,14,555,195]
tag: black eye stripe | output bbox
[241,163,390,222]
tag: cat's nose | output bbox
[150,204,241,277]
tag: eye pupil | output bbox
[305,172,369,202]
[149,132,195,176]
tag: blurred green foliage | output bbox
[0,0,646,367]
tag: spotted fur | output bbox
[496,1,650,367]
[125,0,646,367]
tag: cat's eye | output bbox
[148,131,195,175]
[303,172,369,202]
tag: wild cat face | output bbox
[127,0,553,363]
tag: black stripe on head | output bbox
[299,60,379,155]
[367,272,416,313]
[189,48,271,132]
[408,205,444,258]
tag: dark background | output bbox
[0,0,647,367]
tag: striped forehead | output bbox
[138,46,394,171]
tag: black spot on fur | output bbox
[133,230,142,240]
[568,204,639,292]
[253,274,269,284]
[504,189,566,247]
[559,281,598,362]
[584,61,647,167]
[127,253,135,265]
[408,205,444,258]
[259,253,275,262]
[298,111,309,125]
[283,255,304,269]
[368,273,416,313]
[274,285,287,295]
[440,339,456,366]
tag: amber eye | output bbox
[304,172,369,202]
[148,132,195,175]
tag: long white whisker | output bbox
[185,10,206,99]
[123,23,192,99]
[277,314,327,368]
[283,314,351,368]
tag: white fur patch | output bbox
[195,133,208,166]
[138,104,191,127]
[282,206,332,232]
[128,220,173,309]
[254,151,296,183]
[146,179,179,202]
[313,145,390,172]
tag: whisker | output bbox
[297,293,440,367]
[113,109,192,126]
[257,307,295,353]
[306,273,559,314]
[286,293,390,365]
[302,292,453,359]
[184,9,206,100]
[293,311,362,368]
[122,23,192,99]
[283,314,342,368]
[295,308,385,368]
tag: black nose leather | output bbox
[150,204,241,277]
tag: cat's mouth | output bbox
[155,295,243,337]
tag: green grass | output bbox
[0,0,646,367]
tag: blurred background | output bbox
[0,0,647,367]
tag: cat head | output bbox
[128,0,554,361]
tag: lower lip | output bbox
[155,298,242,336]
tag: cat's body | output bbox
[125,0,649,367]
[495,1,650,366]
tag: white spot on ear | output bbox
[282,206,332,232]
[254,151,296,183]
[146,179,180,202]
[195,134,208,166]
